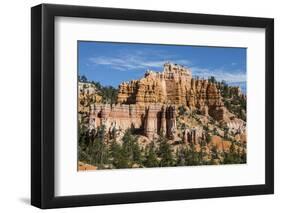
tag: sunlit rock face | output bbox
[117,63,225,121]
[79,63,247,142]
[117,63,192,105]
[78,62,247,169]
[88,103,177,140]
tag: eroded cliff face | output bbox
[117,63,192,105]
[117,63,225,121]
[78,63,247,169]
[78,82,102,114]
[79,63,246,143]
[86,103,177,140]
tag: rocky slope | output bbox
[78,63,247,170]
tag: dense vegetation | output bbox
[78,75,247,169]
[220,81,246,121]
[208,76,247,121]
[78,125,246,169]
[79,75,118,104]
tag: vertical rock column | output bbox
[166,106,177,139]
[144,106,158,140]
[160,105,167,136]
[89,104,97,133]
[100,105,110,130]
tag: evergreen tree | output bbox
[183,146,193,166]
[78,124,91,163]
[211,145,219,159]
[178,105,187,116]
[223,142,242,164]
[223,126,230,140]
[229,141,235,153]
[110,140,122,168]
[132,141,142,164]
[208,76,216,83]
[158,135,174,167]
[184,143,200,166]
[110,129,139,168]
[88,126,106,167]
[241,148,247,163]
[144,142,159,167]
[117,148,131,168]
[176,147,186,166]
[199,140,208,164]
[110,139,130,169]
[80,75,88,82]
[122,129,136,162]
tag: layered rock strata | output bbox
[117,63,225,120]
[88,103,177,140]
[80,63,245,142]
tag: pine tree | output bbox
[208,76,216,83]
[79,75,88,82]
[121,129,137,166]
[109,129,140,169]
[110,140,122,168]
[241,148,247,163]
[184,143,200,166]
[223,141,242,164]
[78,124,92,163]
[144,142,159,167]
[83,125,109,168]
[158,135,174,167]
[132,141,142,164]
[211,145,219,159]
[223,126,230,140]
[199,140,208,165]
[110,139,130,169]
[176,147,186,166]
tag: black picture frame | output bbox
[31,3,274,209]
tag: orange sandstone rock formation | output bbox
[117,63,225,120]
[117,63,192,105]
[88,103,177,140]
[80,63,239,141]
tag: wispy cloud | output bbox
[191,66,246,83]
[87,48,245,83]
[88,49,191,71]
[89,56,191,71]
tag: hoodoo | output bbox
[80,63,234,141]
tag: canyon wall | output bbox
[88,103,177,140]
[117,63,192,105]
[79,63,244,142]
[117,63,225,120]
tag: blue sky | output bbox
[78,41,246,92]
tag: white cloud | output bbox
[87,50,245,83]
[89,55,191,71]
[190,66,246,83]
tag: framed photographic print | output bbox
[31,3,274,209]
